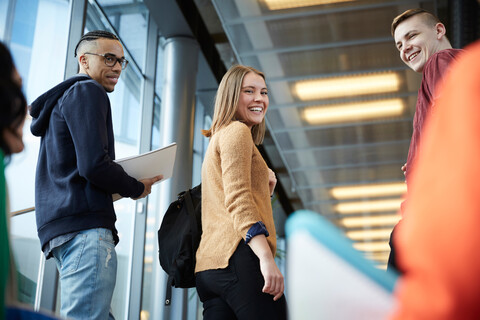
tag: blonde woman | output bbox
[195,65,287,319]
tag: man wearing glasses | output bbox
[30,30,162,320]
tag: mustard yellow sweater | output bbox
[195,121,277,272]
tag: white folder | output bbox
[112,142,177,201]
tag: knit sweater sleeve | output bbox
[218,122,262,239]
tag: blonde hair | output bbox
[202,65,267,145]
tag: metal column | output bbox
[159,36,199,320]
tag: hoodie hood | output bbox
[30,74,91,137]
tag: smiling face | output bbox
[235,72,269,129]
[78,38,124,92]
[394,14,446,73]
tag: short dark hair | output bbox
[0,42,27,155]
[0,41,15,83]
[391,8,441,36]
[74,30,120,57]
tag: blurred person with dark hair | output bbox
[387,9,463,272]
[0,41,27,319]
[391,39,480,320]
[30,30,161,320]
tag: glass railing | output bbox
[9,199,139,319]
[9,208,42,308]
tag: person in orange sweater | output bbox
[195,65,287,319]
[391,41,480,319]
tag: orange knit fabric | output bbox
[195,121,277,273]
[391,42,480,319]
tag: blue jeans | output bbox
[52,228,117,320]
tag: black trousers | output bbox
[196,240,287,320]
[387,222,403,274]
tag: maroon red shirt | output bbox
[405,48,463,183]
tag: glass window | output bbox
[155,37,165,97]
[96,0,149,70]
[9,212,42,306]
[140,36,165,320]
[0,0,10,39]
[4,0,70,309]
[151,96,161,150]
[86,2,147,319]
[109,66,144,146]
[139,188,161,320]
[6,0,70,208]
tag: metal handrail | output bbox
[9,206,35,217]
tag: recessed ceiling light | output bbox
[264,0,355,11]
[345,228,392,241]
[303,99,404,124]
[340,214,401,228]
[335,198,403,214]
[331,182,407,199]
[295,73,400,101]
[353,241,390,252]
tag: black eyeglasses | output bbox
[84,52,129,70]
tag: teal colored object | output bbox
[1,150,9,320]
[286,210,398,293]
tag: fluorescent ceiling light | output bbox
[375,264,388,270]
[264,0,354,10]
[144,256,153,264]
[335,198,403,214]
[353,241,390,252]
[331,182,407,199]
[345,228,392,241]
[363,252,390,262]
[295,73,400,101]
[303,98,404,124]
[145,232,154,239]
[340,214,401,228]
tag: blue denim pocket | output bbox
[53,233,87,276]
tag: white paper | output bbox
[112,142,177,201]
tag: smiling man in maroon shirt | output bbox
[387,8,463,272]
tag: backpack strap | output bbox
[165,274,174,305]
[184,189,199,235]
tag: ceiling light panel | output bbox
[335,198,403,214]
[264,0,355,10]
[363,252,391,262]
[331,182,407,199]
[295,73,401,101]
[282,143,409,177]
[275,43,404,77]
[340,214,401,228]
[303,99,404,125]
[345,228,392,241]
[353,241,390,252]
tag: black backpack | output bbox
[158,184,202,306]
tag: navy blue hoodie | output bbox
[30,74,144,251]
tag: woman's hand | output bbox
[259,255,284,301]
[248,235,284,301]
[268,168,277,197]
